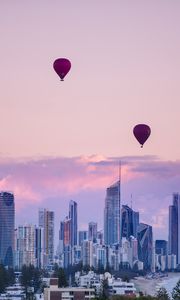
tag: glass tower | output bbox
[104,181,121,245]
[69,200,77,247]
[121,205,139,239]
[88,222,97,242]
[168,193,180,264]
[0,192,15,267]
[38,208,54,266]
[137,223,153,270]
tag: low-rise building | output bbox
[109,279,136,296]
[44,278,95,300]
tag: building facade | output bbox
[137,223,153,270]
[78,231,88,246]
[121,205,139,240]
[39,208,54,266]
[69,200,78,247]
[155,240,167,256]
[0,192,15,267]
[88,222,97,243]
[168,193,180,264]
[15,224,36,269]
[104,181,121,245]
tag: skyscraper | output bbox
[39,208,54,266]
[121,205,139,239]
[78,231,88,246]
[155,240,167,256]
[15,224,36,269]
[88,222,97,243]
[35,226,44,269]
[104,181,121,245]
[69,200,78,247]
[168,193,180,263]
[63,217,71,246]
[82,240,93,267]
[137,223,153,270]
[0,192,15,267]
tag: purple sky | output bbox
[0,155,179,242]
[1,1,180,244]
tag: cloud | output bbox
[0,155,179,241]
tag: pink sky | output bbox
[0,155,179,242]
[1,1,180,243]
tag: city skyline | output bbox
[0,155,179,243]
[1,1,180,252]
[13,190,179,272]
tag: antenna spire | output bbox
[119,160,121,183]
[118,160,121,245]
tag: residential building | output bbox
[137,223,153,270]
[168,193,180,264]
[155,240,167,256]
[78,231,88,246]
[69,200,78,247]
[104,181,121,245]
[44,278,95,300]
[82,240,93,267]
[88,222,97,243]
[15,224,36,269]
[0,192,15,267]
[121,205,139,239]
[39,208,54,266]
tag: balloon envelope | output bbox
[53,58,71,80]
[133,124,151,147]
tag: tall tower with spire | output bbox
[104,172,121,246]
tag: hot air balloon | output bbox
[133,124,151,148]
[53,58,71,81]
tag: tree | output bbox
[121,275,129,282]
[156,287,170,300]
[99,278,109,300]
[58,268,68,287]
[172,279,180,300]
[20,265,42,294]
[52,263,59,278]
[6,268,15,286]
[0,264,7,293]
[0,265,15,293]
[82,265,91,272]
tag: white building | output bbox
[109,278,136,296]
[82,241,93,267]
[14,225,36,269]
[75,271,136,296]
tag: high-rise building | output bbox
[15,224,36,269]
[63,217,71,246]
[0,192,15,267]
[104,181,121,245]
[78,231,88,246]
[59,221,64,241]
[121,205,139,239]
[97,230,103,245]
[69,200,78,247]
[35,227,44,269]
[88,222,97,243]
[95,245,107,270]
[39,208,54,266]
[168,193,180,264]
[137,223,153,270]
[82,240,93,267]
[155,240,167,256]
